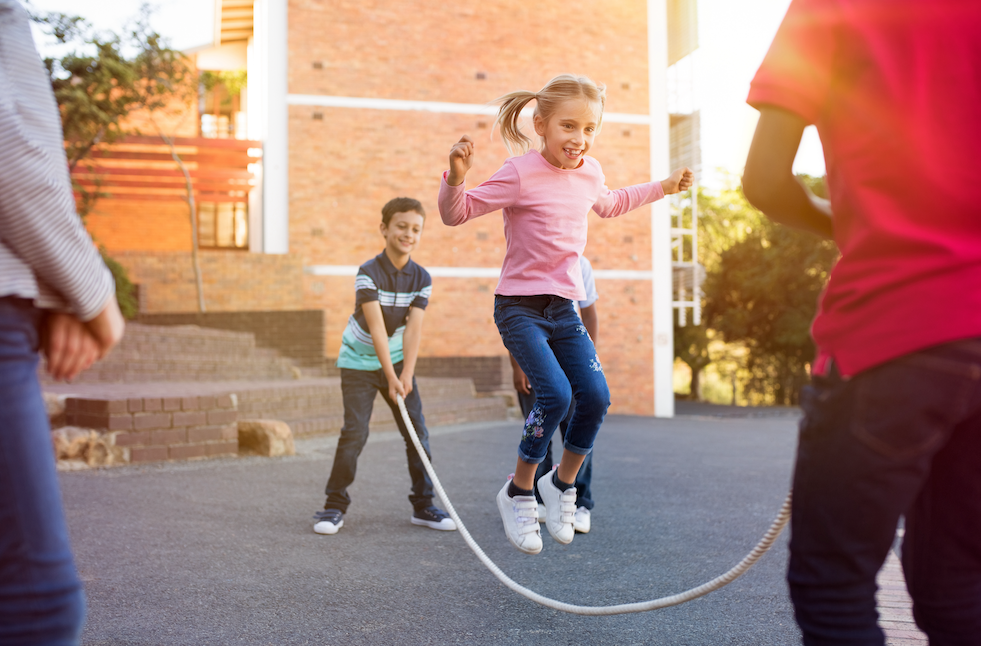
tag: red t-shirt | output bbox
[747,0,981,376]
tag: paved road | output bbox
[62,411,802,645]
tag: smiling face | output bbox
[533,98,602,170]
[380,210,425,266]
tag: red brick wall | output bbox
[114,251,305,313]
[87,199,193,252]
[290,0,656,414]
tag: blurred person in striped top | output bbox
[0,0,125,643]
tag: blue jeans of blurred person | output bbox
[494,295,609,465]
[324,363,435,513]
[516,388,595,510]
[0,298,85,645]
[790,339,981,645]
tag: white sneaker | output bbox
[537,503,546,522]
[536,471,576,545]
[313,509,344,535]
[574,506,591,534]
[496,477,542,555]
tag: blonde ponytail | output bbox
[493,74,607,157]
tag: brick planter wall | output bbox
[64,393,239,463]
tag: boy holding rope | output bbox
[312,198,456,535]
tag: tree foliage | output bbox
[702,177,838,405]
[32,6,195,317]
[35,7,194,175]
[673,183,767,400]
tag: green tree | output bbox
[672,181,764,400]
[703,177,838,405]
[674,320,712,400]
[33,7,199,313]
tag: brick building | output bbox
[86,0,700,417]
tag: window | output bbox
[198,202,248,249]
[199,71,247,139]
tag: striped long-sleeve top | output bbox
[0,0,114,320]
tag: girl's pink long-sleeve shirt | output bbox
[438,149,664,301]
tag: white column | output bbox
[255,0,289,254]
[245,35,264,252]
[648,0,674,417]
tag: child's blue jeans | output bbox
[494,295,610,464]
[324,363,435,513]
[0,298,86,645]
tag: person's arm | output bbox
[438,151,520,227]
[509,352,531,395]
[660,168,694,196]
[361,301,404,402]
[591,167,692,220]
[580,304,598,345]
[446,134,474,187]
[743,107,833,239]
[42,312,101,381]
[399,306,425,397]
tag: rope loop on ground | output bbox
[396,394,792,616]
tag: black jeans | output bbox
[790,339,981,645]
[324,363,435,513]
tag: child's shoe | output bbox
[411,506,457,531]
[537,471,576,544]
[496,477,542,555]
[574,506,591,534]
[313,509,344,535]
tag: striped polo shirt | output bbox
[0,0,114,319]
[336,251,432,371]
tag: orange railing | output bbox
[72,135,261,203]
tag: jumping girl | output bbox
[438,74,693,555]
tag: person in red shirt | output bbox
[742,0,981,643]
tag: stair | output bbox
[43,323,510,464]
[39,324,297,384]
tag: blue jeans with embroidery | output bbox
[0,298,86,645]
[791,339,981,645]
[494,295,609,464]
[517,388,595,509]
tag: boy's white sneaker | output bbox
[537,471,576,545]
[411,506,457,531]
[496,478,542,555]
[313,509,344,535]
[574,506,591,534]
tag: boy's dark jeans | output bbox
[790,339,981,645]
[324,363,435,513]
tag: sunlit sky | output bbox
[26,0,825,186]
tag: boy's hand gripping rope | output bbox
[395,394,792,616]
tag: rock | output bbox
[52,427,96,460]
[51,427,128,466]
[238,419,295,457]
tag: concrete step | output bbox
[39,323,299,384]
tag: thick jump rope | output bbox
[395,394,793,616]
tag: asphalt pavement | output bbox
[62,409,803,645]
